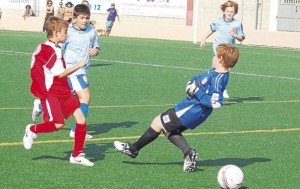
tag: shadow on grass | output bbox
[89,63,112,67]
[32,121,137,162]
[87,121,138,136]
[122,157,271,172]
[60,121,138,137]
[224,96,264,106]
[32,142,114,162]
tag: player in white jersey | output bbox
[200,1,245,98]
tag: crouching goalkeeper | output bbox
[114,43,240,172]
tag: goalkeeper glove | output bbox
[186,80,200,98]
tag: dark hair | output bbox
[73,4,90,17]
[25,5,31,9]
[47,0,53,5]
[82,1,89,5]
[66,2,73,7]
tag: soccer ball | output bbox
[217,165,244,189]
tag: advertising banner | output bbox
[0,0,187,18]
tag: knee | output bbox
[77,117,86,125]
[55,123,64,130]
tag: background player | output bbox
[114,44,240,172]
[23,16,94,166]
[103,3,119,36]
[200,0,245,98]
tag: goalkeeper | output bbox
[114,43,240,172]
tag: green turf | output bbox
[0,30,300,188]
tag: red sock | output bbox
[30,122,58,134]
[72,123,86,157]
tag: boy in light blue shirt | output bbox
[200,0,245,54]
[200,0,244,98]
[62,4,100,139]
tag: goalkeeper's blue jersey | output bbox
[174,68,229,129]
[61,24,100,76]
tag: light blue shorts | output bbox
[68,74,89,93]
[106,21,114,30]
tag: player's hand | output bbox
[88,48,99,56]
[200,41,205,48]
[77,60,86,68]
[186,80,200,98]
[229,28,236,37]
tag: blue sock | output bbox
[71,103,89,132]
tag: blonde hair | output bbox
[220,0,239,14]
[46,17,69,38]
[216,44,239,68]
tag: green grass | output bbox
[0,30,300,189]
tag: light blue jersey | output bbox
[62,24,100,76]
[211,18,245,54]
[174,68,229,129]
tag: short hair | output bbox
[25,5,31,9]
[73,4,90,18]
[220,1,239,14]
[82,1,89,5]
[46,16,69,38]
[66,2,73,7]
[47,0,53,6]
[216,44,239,68]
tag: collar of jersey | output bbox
[223,17,234,23]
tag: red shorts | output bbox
[40,94,80,124]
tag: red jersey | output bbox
[30,40,71,98]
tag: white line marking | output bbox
[0,49,300,81]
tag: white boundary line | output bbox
[1,100,300,110]
[95,59,300,81]
[0,49,300,81]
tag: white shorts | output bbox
[68,74,89,93]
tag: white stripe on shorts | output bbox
[69,75,84,92]
[46,99,53,121]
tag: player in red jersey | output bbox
[23,16,93,166]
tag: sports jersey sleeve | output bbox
[91,29,100,50]
[45,49,65,76]
[210,21,217,32]
[236,23,245,39]
[192,72,225,109]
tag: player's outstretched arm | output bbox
[200,30,213,48]
[58,60,86,78]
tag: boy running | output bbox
[63,4,100,139]
[114,44,239,172]
[200,0,245,98]
[23,16,94,166]
[32,4,100,139]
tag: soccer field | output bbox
[0,30,300,189]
